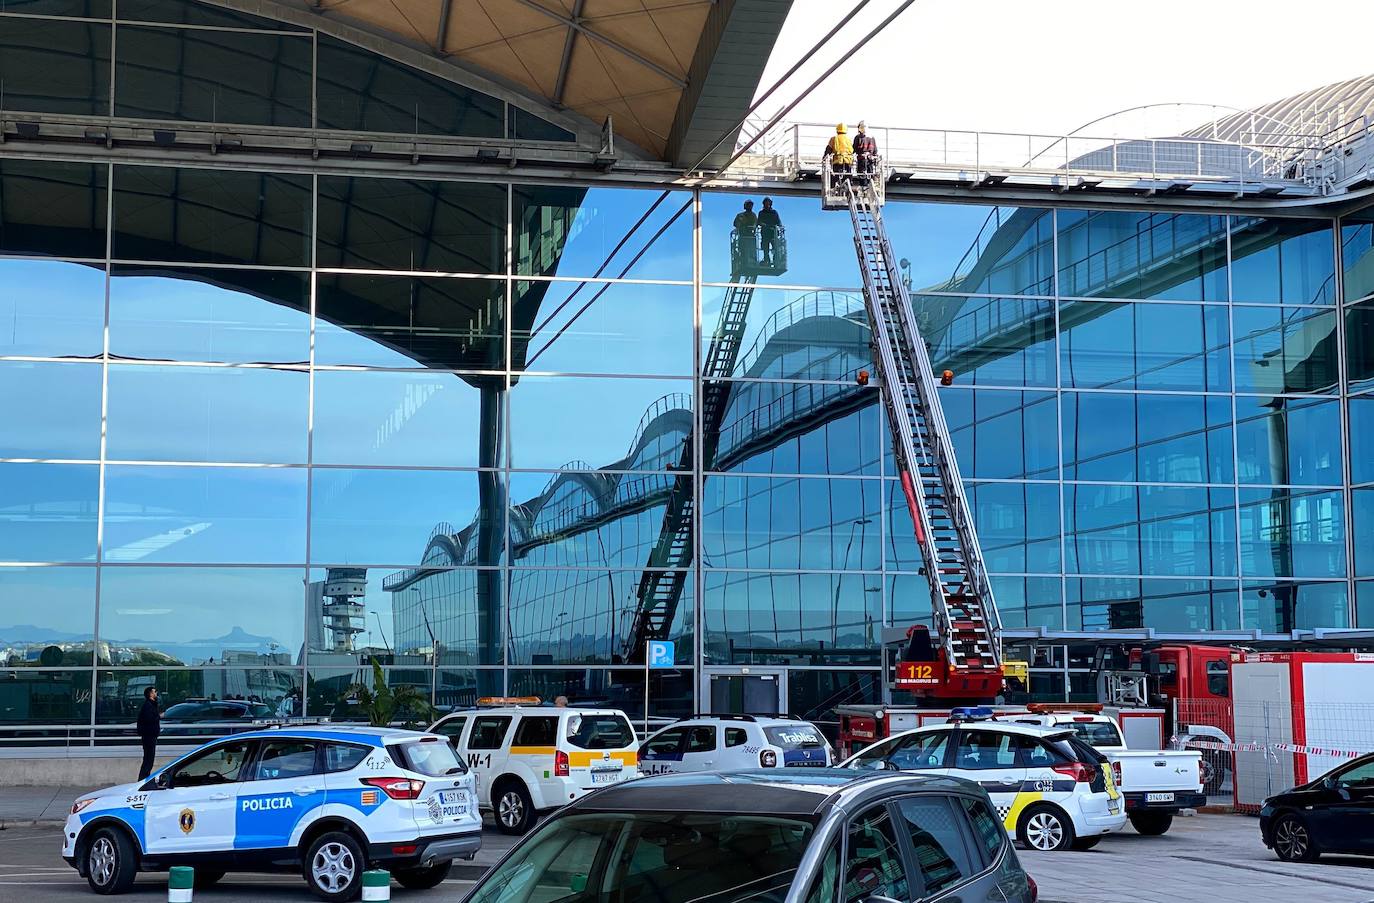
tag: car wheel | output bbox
[494,782,535,835]
[1070,836,1101,851]
[1272,814,1319,863]
[303,831,366,901]
[85,827,138,895]
[1129,811,1174,836]
[1202,753,1227,795]
[194,868,226,888]
[393,861,452,890]
[1017,805,1076,852]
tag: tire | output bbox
[303,831,367,901]
[1129,811,1174,836]
[1070,837,1102,851]
[1017,804,1077,853]
[84,826,138,895]
[494,781,535,835]
[394,861,452,890]
[1202,753,1227,795]
[194,868,226,889]
[1272,814,1320,863]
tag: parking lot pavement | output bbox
[1024,813,1374,903]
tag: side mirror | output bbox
[1321,776,1336,790]
[155,772,170,790]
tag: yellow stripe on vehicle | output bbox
[1002,791,1043,832]
[509,746,557,756]
[567,750,637,767]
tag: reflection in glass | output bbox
[884,202,1054,296]
[1239,488,1345,578]
[0,670,93,724]
[1232,305,1338,395]
[703,288,872,381]
[1341,212,1374,302]
[112,166,311,267]
[1358,582,1373,629]
[977,575,1063,630]
[1060,300,1230,391]
[0,566,96,666]
[0,260,105,359]
[790,671,880,723]
[505,669,692,719]
[1235,396,1341,486]
[919,296,1056,387]
[704,570,880,665]
[506,569,692,665]
[1230,217,1335,305]
[701,475,881,571]
[509,106,574,143]
[702,191,856,286]
[317,176,505,273]
[1353,489,1374,578]
[117,0,303,29]
[0,160,107,260]
[711,383,882,477]
[1067,578,1239,632]
[509,470,678,572]
[1057,210,1227,301]
[106,365,308,463]
[96,668,302,726]
[109,267,310,363]
[0,362,102,459]
[0,463,99,562]
[1352,394,1374,484]
[890,480,1060,574]
[103,465,307,564]
[0,18,110,115]
[1065,484,1236,578]
[114,26,311,127]
[513,281,692,376]
[1061,392,1233,484]
[98,567,303,666]
[1243,580,1348,633]
[945,389,1057,480]
[514,186,691,281]
[1347,301,1374,391]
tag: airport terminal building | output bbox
[2,0,1374,742]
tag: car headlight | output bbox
[71,799,96,815]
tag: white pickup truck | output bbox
[1005,712,1205,835]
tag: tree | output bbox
[343,658,434,728]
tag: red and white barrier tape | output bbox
[1182,738,1369,757]
[1271,742,1368,758]
[1182,739,1267,752]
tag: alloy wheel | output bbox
[1275,819,1308,860]
[89,837,116,887]
[311,841,357,894]
[1025,812,1065,851]
[499,791,525,828]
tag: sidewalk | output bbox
[0,786,98,825]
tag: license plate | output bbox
[436,791,469,817]
[1146,792,1174,803]
[1109,801,1120,814]
[591,769,623,785]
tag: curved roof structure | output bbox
[228,0,791,164]
[1195,74,1374,143]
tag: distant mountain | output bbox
[0,626,91,645]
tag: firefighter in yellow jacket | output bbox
[823,123,855,176]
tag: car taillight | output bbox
[760,750,778,768]
[1027,874,1039,903]
[1051,762,1096,783]
[555,750,570,777]
[361,777,425,800]
[1112,760,1122,787]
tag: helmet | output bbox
[743,199,754,208]
[836,123,847,134]
[857,120,866,130]
[762,197,773,205]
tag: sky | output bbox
[757,0,1374,138]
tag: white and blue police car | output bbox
[62,726,481,900]
[638,714,834,775]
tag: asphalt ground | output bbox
[2,814,1371,903]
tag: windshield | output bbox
[565,714,635,750]
[763,724,824,749]
[468,812,816,903]
[1063,721,1123,747]
[392,739,467,776]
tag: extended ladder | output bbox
[626,275,758,662]
[843,178,1003,693]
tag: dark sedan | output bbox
[1260,752,1374,861]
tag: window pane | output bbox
[788,670,879,724]
[114,26,311,127]
[0,18,109,115]
[960,797,1006,865]
[1342,213,1374,302]
[963,575,1062,631]
[508,470,680,570]
[505,669,693,720]
[1243,580,1348,632]
[1062,392,1232,484]
[109,266,310,364]
[702,191,856,287]
[509,106,574,143]
[112,166,311,267]
[945,388,1058,480]
[1352,394,1374,485]
[0,566,96,666]
[0,463,99,561]
[0,670,91,724]
[1060,300,1231,391]
[884,202,1055,296]
[1,0,110,15]
[1232,305,1338,394]
[922,296,1057,388]
[890,480,1060,574]
[117,0,306,29]
[250,740,317,780]
[316,35,503,138]
[701,475,881,571]
[96,669,301,726]
[1230,217,1335,305]
[107,365,308,464]
[1235,396,1342,486]
[1068,577,1239,632]
[317,176,505,274]
[1358,581,1373,629]
[0,260,105,359]
[0,362,102,459]
[894,796,973,894]
[103,465,307,564]
[702,288,873,382]
[98,566,303,666]
[305,666,449,722]
[315,274,505,370]
[843,808,909,903]
[710,382,882,477]
[310,468,500,567]
[0,159,107,260]
[1057,210,1227,301]
[1066,484,1235,578]
[703,570,881,666]
[514,281,693,376]
[1354,488,1374,578]
[1348,301,1374,391]
[1239,488,1345,578]
[514,186,691,281]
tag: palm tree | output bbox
[343,658,435,728]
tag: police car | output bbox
[62,726,481,899]
[638,715,834,775]
[428,700,639,835]
[841,709,1126,851]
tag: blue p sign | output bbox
[647,641,675,668]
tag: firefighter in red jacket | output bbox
[853,120,879,178]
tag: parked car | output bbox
[428,702,638,835]
[461,770,1036,903]
[161,701,275,724]
[841,714,1126,851]
[1260,752,1374,862]
[1003,710,1204,835]
[639,714,833,775]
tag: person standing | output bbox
[732,200,758,273]
[823,123,855,177]
[852,121,879,178]
[757,198,782,266]
[137,686,161,780]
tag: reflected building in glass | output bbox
[2,1,1373,739]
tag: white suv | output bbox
[62,726,480,899]
[639,715,834,775]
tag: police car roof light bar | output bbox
[947,706,996,723]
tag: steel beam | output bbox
[551,0,587,108]
[509,0,687,89]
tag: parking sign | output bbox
[647,641,675,668]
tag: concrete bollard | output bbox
[168,866,194,903]
[362,869,391,902]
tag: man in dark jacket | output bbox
[852,121,879,178]
[137,686,161,780]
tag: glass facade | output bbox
[1,2,1369,734]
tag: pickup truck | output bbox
[1005,712,1205,835]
